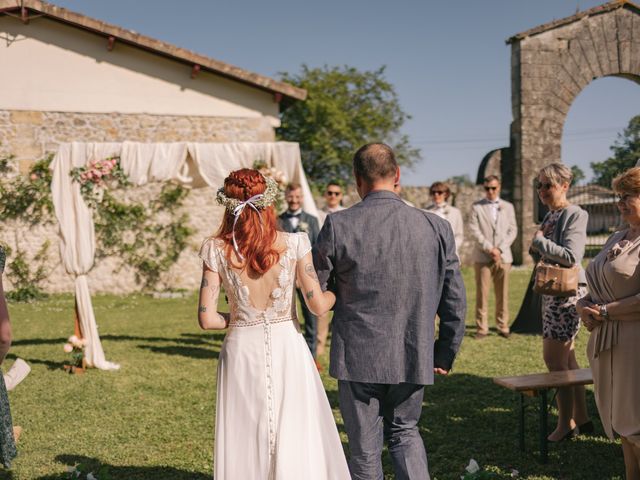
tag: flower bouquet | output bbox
[63,335,86,374]
[70,156,129,207]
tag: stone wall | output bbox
[507,4,640,264]
[0,109,274,293]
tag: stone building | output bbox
[478,0,640,264]
[0,0,306,293]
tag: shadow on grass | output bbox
[37,455,210,480]
[4,353,64,371]
[137,344,220,360]
[423,373,623,479]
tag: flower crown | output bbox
[216,175,280,213]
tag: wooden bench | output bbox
[493,368,593,463]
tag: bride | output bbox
[197,169,350,479]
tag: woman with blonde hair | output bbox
[197,169,349,479]
[578,166,640,479]
[529,163,591,442]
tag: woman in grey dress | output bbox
[529,163,591,442]
[578,166,640,479]
[0,246,17,468]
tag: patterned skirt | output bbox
[0,375,16,469]
[541,285,587,342]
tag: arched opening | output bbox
[560,76,640,255]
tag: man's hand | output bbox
[434,367,449,375]
[489,247,501,263]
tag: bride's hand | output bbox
[434,367,449,375]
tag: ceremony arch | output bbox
[50,141,315,370]
[478,0,640,264]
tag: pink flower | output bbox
[30,173,38,181]
[63,343,73,353]
[94,171,103,178]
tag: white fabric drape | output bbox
[50,141,313,370]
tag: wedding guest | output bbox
[0,246,17,469]
[317,181,346,227]
[530,163,590,442]
[468,175,517,339]
[316,182,346,358]
[578,166,640,478]
[278,183,321,359]
[424,181,464,257]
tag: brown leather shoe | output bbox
[474,332,488,340]
[498,331,511,339]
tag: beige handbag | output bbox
[533,261,579,297]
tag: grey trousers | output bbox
[338,381,429,480]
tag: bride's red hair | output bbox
[216,169,281,274]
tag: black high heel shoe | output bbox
[577,420,594,435]
[548,427,577,443]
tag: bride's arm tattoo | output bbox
[201,278,209,289]
[306,290,314,300]
[304,263,319,282]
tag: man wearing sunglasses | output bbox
[468,175,518,339]
[424,181,464,258]
[317,181,346,227]
[316,182,347,358]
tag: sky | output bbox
[50,0,640,186]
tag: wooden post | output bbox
[74,296,83,340]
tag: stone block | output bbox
[10,111,44,125]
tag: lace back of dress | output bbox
[217,234,297,320]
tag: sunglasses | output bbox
[484,186,498,191]
[430,190,446,195]
[326,191,342,196]
[535,182,553,191]
[616,193,639,202]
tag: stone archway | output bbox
[481,1,640,264]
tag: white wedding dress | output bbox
[199,232,350,480]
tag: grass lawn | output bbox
[2,266,623,480]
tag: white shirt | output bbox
[287,208,303,229]
[489,199,500,223]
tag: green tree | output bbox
[277,65,420,188]
[570,165,585,185]
[591,115,640,187]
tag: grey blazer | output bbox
[468,198,518,264]
[530,204,588,283]
[312,190,466,385]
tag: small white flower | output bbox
[465,459,480,474]
[511,469,519,477]
[68,335,79,344]
[66,465,78,473]
[87,473,97,480]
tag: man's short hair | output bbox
[353,143,397,184]
[484,175,501,184]
[285,182,302,193]
[326,180,342,191]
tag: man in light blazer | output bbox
[468,175,518,339]
[313,143,466,480]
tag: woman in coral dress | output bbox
[197,169,350,479]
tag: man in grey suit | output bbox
[313,143,466,480]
